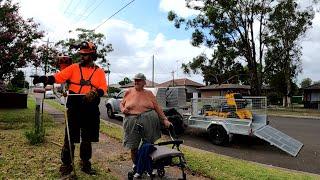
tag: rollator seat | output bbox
[150,145,183,161]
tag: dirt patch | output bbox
[92,133,210,180]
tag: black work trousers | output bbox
[61,94,100,165]
[61,134,92,165]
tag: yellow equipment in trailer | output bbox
[204,93,252,120]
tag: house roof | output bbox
[304,83,320,90]
[198,84,250,90]
[156,78,204,87]
[120,79,159,88]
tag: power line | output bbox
[64,0,74,14]
[72,0,98,23]
[70,0,82,13]
[93,0,136,31]
[80,0,104,21]
[107,55,152,59]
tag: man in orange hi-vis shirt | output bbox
[33,41,107,176]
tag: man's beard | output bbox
[80,59,94,67]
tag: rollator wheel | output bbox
[182,172,187,180]
[127,171,134,180]
[157,168,165,177]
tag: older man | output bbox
[120,73,171,175]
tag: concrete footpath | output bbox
[43,102,209,180]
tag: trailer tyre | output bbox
[208,125,228,145]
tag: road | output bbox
[99,98,320,174]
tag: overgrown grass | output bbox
[99,122,319,180]
[0,98,53,130]
[44,99,65,112]
[100,121,123,141]
[268,107,320,117]
[183,147,318,180]
[0,96,116,179]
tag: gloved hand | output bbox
[33,76,48,85]
[83,90,99,104]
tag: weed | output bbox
[25,128,45,145]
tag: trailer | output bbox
[186,94,303,157]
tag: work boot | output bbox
[79,160,96,175]
[59,164,73,176]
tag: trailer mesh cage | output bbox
[191,96,267,118]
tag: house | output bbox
[156,78,204,100]
[120,79,159,88]
[198,84,250,98]
[109,84,121,89]
[303,83,320,109]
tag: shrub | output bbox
[25,128,45,145]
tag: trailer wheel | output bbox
[208,125,228,145]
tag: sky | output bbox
[12,0,320,86]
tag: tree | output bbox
[118,77,132,86]
[168,0,316,96]
[54,28,113,70]
[108,87,121,94]
[35,44,59,74]
[10,70,28,89]
[181,53,250,85]
[300,78,312,88]
[0,0,44,80]
[169,0,273,95]
[264,0,314,106]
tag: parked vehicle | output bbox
[45,90,55,99]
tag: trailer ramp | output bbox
[254,125,303,157]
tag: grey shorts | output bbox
[123,110,161,149]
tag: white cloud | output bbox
[159,0,201,18]
[98,21,207,84]
[14,0,320,86]
[15,0,206,85]
[300,12,320,82]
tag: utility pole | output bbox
[152,55,154,87]
[42,38,54,123]
[171,70,175,87]
[42,38,55,75]
[176,60,180,78]
[44,38,49,76]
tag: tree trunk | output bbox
[284,41,292,107]
[248,57,261,96]
[285,69,292,107]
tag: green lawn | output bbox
[268,107,320,117]
[44,98,65,112]
[0,97,116,179]
[4,97,318,179]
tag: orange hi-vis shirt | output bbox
[54,63,107,94]
[120,88,166,121]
